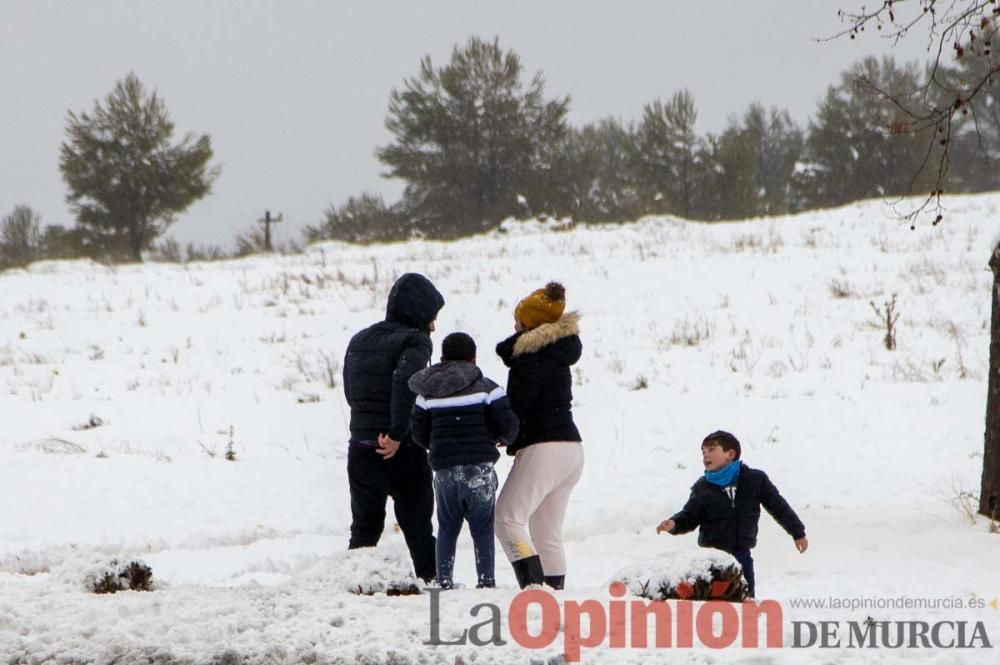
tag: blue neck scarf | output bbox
[705,460,741,486]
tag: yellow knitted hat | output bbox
[515,282,566,330]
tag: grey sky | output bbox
[1,1,930,248]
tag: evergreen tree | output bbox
[704,122,757,220]
[59,73,220,261]
[741,104,804,216]
[40,225,93,260]
[560,118,644,223]
[798,57,934,208]
[633,90,703,218]
[0,205,44,268]
[940,56,1000,192]
[376,37,570,237]
[698,103,802,220]
[304,193,408,244]
[835,0,999,221]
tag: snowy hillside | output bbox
[1,195,999,663]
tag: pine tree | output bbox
[304,193,407,244]
[560,118,643,223]
[940,56,1000,193]
[741,104,803,216]
[59,73,220,261]
[798,57,934,209]
[705,122,757,220]
[376,37,570,237]
[633,90,703,218]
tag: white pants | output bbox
[495,441,584,576]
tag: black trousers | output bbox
[347,442,436,582]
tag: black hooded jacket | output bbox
[343,273,445,444]
[408,361,519,470]
[668,463,806,552]
[495,313,582,455]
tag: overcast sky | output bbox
[1,1,932,248]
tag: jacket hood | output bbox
[408,361,483,398]
[385,273,445,330]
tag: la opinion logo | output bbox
[426,580,783,661]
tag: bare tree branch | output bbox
[830,1,1000,223]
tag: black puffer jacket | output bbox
[343,273,445,444]
[495,312,582,455]
[668,463,806,552]
[408,361,519,470]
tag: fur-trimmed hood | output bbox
[513,311,580,357]
[496,312,581,366]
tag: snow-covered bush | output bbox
[614,550,749,602]
[311,544,422,596]
[84,558,154,594]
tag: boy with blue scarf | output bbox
[656,431,807,598]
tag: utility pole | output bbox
[259,209,283,252]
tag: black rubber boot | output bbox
[543,575,565,590]
[511,555,545,589]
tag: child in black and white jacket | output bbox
[409,332,518,589]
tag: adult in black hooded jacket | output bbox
[342,273,444,582]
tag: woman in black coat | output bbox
[494,282,584,589]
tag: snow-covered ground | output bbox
[1,195,999,664]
